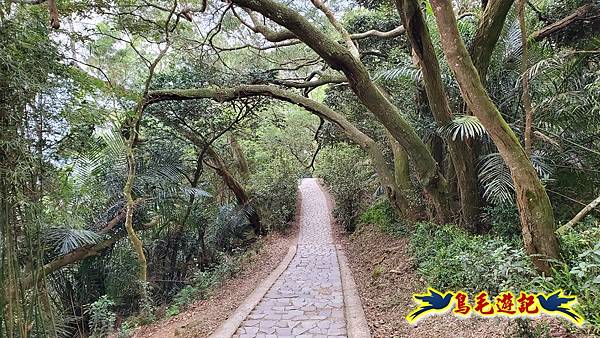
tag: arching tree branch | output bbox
[147,84,412,216]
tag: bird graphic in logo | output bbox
[406,288,454,323]
[537,290,583,325]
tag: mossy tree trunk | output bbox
[397,0,482,230]
[228,0,451,223]
[429,0,559,273]
[388,135,413,192]
[470,0,516,81]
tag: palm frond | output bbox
[439,115,487,141]
[374,65,422,83]
[71,127,127,186]
[43,228,100,255]
[478,152,554,205]
[478,153,515,205]
[502,20,523,63]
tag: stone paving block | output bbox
[233,179,349,337]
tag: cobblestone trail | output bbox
[233,178,347,338]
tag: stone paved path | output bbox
[233,178,347,338]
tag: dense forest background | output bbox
[1,0,599,336]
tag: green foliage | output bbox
[250,164,300,231]
[411,222,537,293]
[245,106,313,230]
[315,144,373,231]
[482,204,521,239]
[162,246,249,319]
[104,242,142,310]
[359,200,406,236]
[535,218,600,330]
[87,295,116,338]
[438,115,487,141]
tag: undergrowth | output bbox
[114,242,263,336]
[360,198,600,333]
[359,199,407,236]
[410,221,537,294]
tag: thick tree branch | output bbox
[271,75,347,88]
[351,25,406,39]
[310,0,360,58]
[470,0,515,80]
[22,218,159,290]
[233,6,405,46]
[147,84,411,215]
[228,0,450,222]
[557,194,600,232]
[529,3,597,42]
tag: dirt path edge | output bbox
[336,244,372,338]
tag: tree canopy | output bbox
[1,0,599,336]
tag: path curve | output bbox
[217,178,369,338]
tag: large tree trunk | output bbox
[388,135,412,192]
[228,0,451,223]
[148,85,412,219]
[397,0,482,230]
[429,0,559,273]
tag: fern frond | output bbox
[374,66,422,83]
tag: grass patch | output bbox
[359,199,407,236]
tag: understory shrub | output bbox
[410,222,537,293]
[482,204,521,239]
[164,245,252,318]
[411,218,600,331]
[535,217,600,331]
[315,144,373,231]
[359,199,406,236]
[87,295,116,338]
[249,157,304,231]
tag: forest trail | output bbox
[227,178,365,337]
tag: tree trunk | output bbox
[229,133,250,181]
[388,136,412,192]
[429,0,559,273]
[397,0,482,230]
[470,0,515,81]
[204,145,263,235]
[518,0,534,157]
[229,0,451,223]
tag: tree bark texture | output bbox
[429,0,559,273]
[397,0,482,230]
